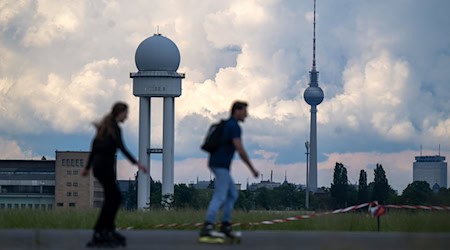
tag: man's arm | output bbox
[233,138,259,177]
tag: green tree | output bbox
[432,188,450,205]
[401,181,432,205]
[357,169,369,204]
[124,179,137,210]
[272,183,299,210]
[235,190,254,212]
[330,162,349,208]
[371,164,390,204]
[254,187,271,210]
[191,188,213,209]
[149,179,162,208]
[173,184,195,208]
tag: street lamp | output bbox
[305,141,310,210]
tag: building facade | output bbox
[413,155,448,189]
[55,151,104,209]
[0,159,55,209]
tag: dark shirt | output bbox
[86,121,137,169]
[208,117,241,169]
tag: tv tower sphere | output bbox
[304,86,324,106]
[135,34,180,71]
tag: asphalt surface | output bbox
[0,229,449,250]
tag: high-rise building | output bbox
[54,151,104,208]
[413,155,448,189]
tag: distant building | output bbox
[55,151,104,209]
[189,180,211,189]
[189,179,241,191]
[0,151,133,210]
[0,158,55,210]
[247,180,281,191]
[413,155,447,189]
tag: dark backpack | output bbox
[201,120,226,153]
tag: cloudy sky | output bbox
[1,0,449,193]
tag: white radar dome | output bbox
[135,34,180,71]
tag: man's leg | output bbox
[200,168,230,239]
[221,174,238,223]
[205,168,230,223]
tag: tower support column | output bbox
[162,97,175,200]
[137,97,151,209]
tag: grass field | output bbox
[1,208,449,232]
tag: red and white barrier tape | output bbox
[121,202,450,230]
[384,204,450,210]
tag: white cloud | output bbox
[1,0,450,193]
[22,0,82,47]
[0,0,31,26]
[0,138,35,159]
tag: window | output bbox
[69,203,76,207]
[73,182,78,187]
[73,192,78,197]
[80,159,84,167]
[66,192,72,196]
[62,159,66,166]
[41,204,45,210]
[14,204,19,209]
[0,204,5,209]
[28,204,33,209]
[76,159,79,166]
[71,159,74,166]
[66,182,72,187]
[67,170,72,175]
[34,204,40,209]
[93,201,103,208]
[57,203,64,207]
[42,186,55,194]
[94,191,103,198]
[20,204,26,209]
[7,204,12,209]
[73,170,79,175]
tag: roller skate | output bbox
[111,230,126,247]
[198,222,226,244]
[86,230,122,248]
[220,221,242,244]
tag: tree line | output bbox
[121,162,450,210]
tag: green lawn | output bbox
[1,209,449,232]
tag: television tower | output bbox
[303,0,324,192]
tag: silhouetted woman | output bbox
[82,102,147,247]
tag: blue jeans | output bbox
[205,167,238,224]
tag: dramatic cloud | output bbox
[1,0,449,192]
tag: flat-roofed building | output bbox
[0,158,55,210]
[55,151,104,209]
[413,155,448,189]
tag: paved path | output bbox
[0,229,449,250]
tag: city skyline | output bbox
[1,0,449,192]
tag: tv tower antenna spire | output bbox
[312,0,317,70]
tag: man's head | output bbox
[230,101,248,122]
